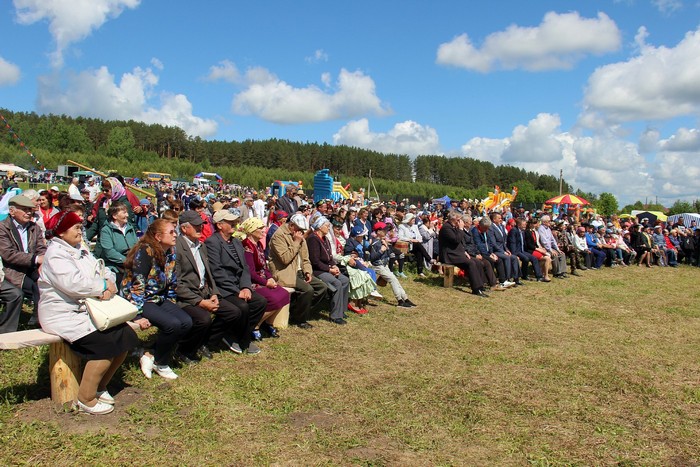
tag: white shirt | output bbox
[183,235,207,289]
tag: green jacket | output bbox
[99,221,138,273]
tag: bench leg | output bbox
[49,341,82,407]
[273,304,290,329]
[443,266,455,288]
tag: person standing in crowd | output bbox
[275,184,298,216]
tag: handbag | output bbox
[84,259,138,331]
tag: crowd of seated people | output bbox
[2,177,700,414]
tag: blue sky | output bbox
[1,0,699,205]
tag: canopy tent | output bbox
[666,213,700,228]
[633,211,668,225]
[432,195,451,204]
[545,193,590,205]
[632,210,667,223]
[0,163,29,173]
[194,172,222,181]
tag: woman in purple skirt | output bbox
[240,217,291,340]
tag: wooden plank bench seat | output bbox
[0,322,140,407]
[433,263,460,288]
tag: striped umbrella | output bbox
[545,194,590,205]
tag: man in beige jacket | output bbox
[268,214,327,329]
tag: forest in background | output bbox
[2,107,698,214]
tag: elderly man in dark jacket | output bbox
[0,195,47,325]
[204,210,266,355]
[438,210,490,298]
[175,210,243,361]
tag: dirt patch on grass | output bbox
[13,386,146,435]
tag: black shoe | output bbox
[472,290,489,298]
[262,322,281,338]
[174,351,200,365]
[197,345,213,360]
[397,300,412,308]
[331,318,347,325]
[403,299,417,307]
[514,280,525,286]
[571,271,581,276]
[297,322,314,330]
[578,266,588,270]
[523,277,535,281]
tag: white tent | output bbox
[667,213,700,228]
[0,163,29,173]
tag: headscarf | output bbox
[311,216,330,231]
[240,217,265,236]
[106,177,126,201]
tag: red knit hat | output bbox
[46,211,82,238]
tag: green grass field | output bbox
[1,265,700,465]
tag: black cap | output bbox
[179,210,205,226]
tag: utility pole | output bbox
[559,169,563,195]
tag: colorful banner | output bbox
[0,113,44,169]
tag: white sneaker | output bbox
[503,281,516,288]
[369,290,383,300]
[140,354,154,379]
[76,399,114,415]
[96,390,115,405]
[153,364,178,380]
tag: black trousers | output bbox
[289,273,327,324]
[22,275,40,316]
[483,255,506,283]
[515,251,542,279]
[0,280,24,334]
[452,258,485,293]
[180,297,242,354]
[221,291,267,347]
[411,243,432,274]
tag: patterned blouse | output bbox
[121,245,177,311]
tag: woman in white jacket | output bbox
[38,211,138,415]
[397,213,433,277]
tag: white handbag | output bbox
[84,259,138,331]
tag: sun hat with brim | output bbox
[212,210,239,223]
[9,195,35,208]
[402,213,415,224]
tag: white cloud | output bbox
[205,59,241,84]
[459,113,654,203]
[436,11,620,72]
[150,57,163,71]
[305,49,329,63]
[233,68,391,124]
[333,119,440,157]
[659,127,700,151]
[581,27,700,124]
[37,65,217,138]
[0,56,21,85]
[13,0,140,68]
[639,128,661,153]
[652,0,682,15]
[501,113,564,162]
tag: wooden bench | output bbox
[0,321,140,408]
[272,287,295,329]
[433,262,460,288]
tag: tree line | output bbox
[4,107,697,214]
